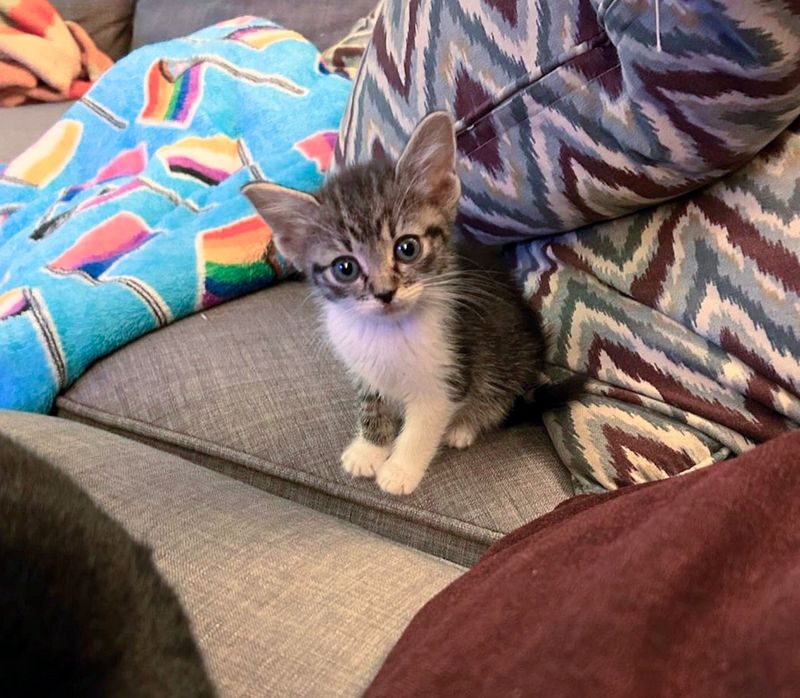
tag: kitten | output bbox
[244,112,579,495]
[0,435,217,698]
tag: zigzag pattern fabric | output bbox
[321,1,384,79]
[520,121,800,491]
[333,0,800,243]
[334,0,800,490]
[0,18,351,412]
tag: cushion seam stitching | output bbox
[455,29,608,138]
[56,396,506,541]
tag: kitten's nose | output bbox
[374,289,395,304]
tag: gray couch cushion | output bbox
[0,102,74,163]
[58,282,574,567]
[0,410,462,697]
[132,0,380,51]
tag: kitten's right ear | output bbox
[395,111,460,214]
[242,182,319,266]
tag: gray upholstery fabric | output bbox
[132,0,380,51]
[0,102,74,163]
[0,410,463,697]
[0,7,572,567]
[59,282,574,566]
[51,0,135,60]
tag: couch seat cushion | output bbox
[0,410,463,697]
[57,281,573,566]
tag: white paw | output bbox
[341,436,390,479]
[376,455,426,495]
[444,423,478,449]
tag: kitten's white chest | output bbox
[324,303,451,402]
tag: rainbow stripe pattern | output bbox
[139,59,203,126]
[295,130,338,173]
[75,179,146,214]
[62,143,148,202]
[4,119,82,186]
[225,25,304,50]
[0,16,352,412]
[48,213,156,279]
[199,214,280,307]
[158,135,242,185]
[0,287,29,321]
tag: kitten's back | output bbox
[0,436,216,698]
[450,238,584,414]
[449,240,546,393]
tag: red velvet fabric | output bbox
[367,432,800,697]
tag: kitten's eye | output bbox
[331,256,360,283]
[394,235,421,262]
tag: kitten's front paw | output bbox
[341,436,390,479]
[444,423,479,449]
[376,456,426,495]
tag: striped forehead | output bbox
[321,185,398,243]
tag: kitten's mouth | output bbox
[380,303,406,316]
[373,300,407,316]
[358,298,414,317]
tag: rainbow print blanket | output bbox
[0,18,351,412]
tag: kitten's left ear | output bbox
[242,182,319,267]
[396,111,461,215]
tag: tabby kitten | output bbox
[244,112,565,495]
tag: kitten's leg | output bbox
[444,395,513,449]
[341,390,398,478]
[376,391,455,495]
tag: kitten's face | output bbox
[301,162,454,317]
[243,112,461,319]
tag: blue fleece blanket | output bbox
[0,18,350,412]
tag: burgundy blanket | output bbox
[367,432,800,697]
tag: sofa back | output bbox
[52,0,378,58]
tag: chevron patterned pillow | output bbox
[332,0,800,491]
[332,0,800,243]
[520,120,800,491]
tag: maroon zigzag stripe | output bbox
[586,336,792,441]
[629,203,688,307]
[696,192,800,296]
[371,0,419,100]
[601,424,696,483]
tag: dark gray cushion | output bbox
[51,0,135,60]
[0,102,74,163]
[58,282,574,567]
[132,0,379,51]
[0,410,462,697]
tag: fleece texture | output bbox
[0,17,351,412]
[0,0,112,105]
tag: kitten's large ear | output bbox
[395,111,460,214]
[242,182,319,266]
